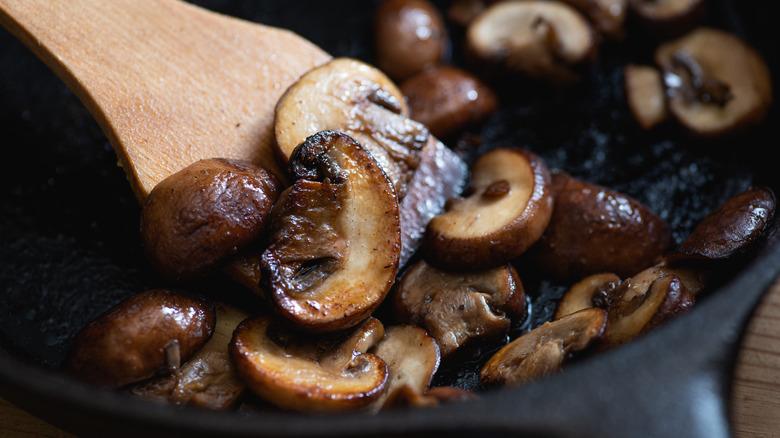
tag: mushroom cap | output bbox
[480,307,609,387]
[274,57,429,199]
[393,259,526,358]
[554,272,621,320]
[261,131,401,333]
[230,315,388,413]
[654,27,773,138]
[423,147,553,270]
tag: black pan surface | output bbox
[1,1,779,437]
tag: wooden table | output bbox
[2,279,780,438]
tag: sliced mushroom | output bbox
[274,57,429,200]
[554,272,622,320]
[628,0,705,39]
[624,64,669,130]
[480,308,609,387]
[424,147,554,270]
[465,0,598,85]
[401,65,498,139]
[370,325,441,411]
[127,302,249,410]
[139,158,282,282]
[261,131,401,333]
[530,170,671,282]
[64,289,216,388]
[230,315,388,413]
[606,274,695,345]
[654,27,773,138]
[374,0,450,81]
[393,259,526,358]
[667,186,776,265]
[559,0,628,40]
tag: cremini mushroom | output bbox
[261,131,401,333]
[480,308,609,387]
[64,289,216,388]
[559,0,628,40]
[654,27,773,138]
[465,0,598,85]
[230,316,388,413]
[139,158,282,283]
[423,147,554,270]
[628,0,705,39]
[127,302,249,410]
[392,259,526,358]
[554,272,622,320]
[624,64,669,130]
[530,170,671,282]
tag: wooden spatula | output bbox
[0,0,331,202]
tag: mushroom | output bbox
[261,131,401,333]
[480,308,609,387]
[400,65,499,139]
[140,158,281,282]
[274,57,429,200]
[423,147,554,270]
[554,272,622,320]
[392,259,526,359]
[654,27,773,138]
[559,0,628,40]
[667,186,777,265]
[230,315,388,413]
[370,325,441,411]
[623,64,669,130]
[374,0,450,81]
[529,170,671,282]
[63,289,216,388]
[465,0,598,85]
[127,302,249,410]
[628,0,705,39]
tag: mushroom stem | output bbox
[669,50,733,106]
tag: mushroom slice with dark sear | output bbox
[624,64,669,130]
[261,131,401,333]
[627,0,705,39]
[529,170,671,282]
[369,325,441,411]
[606,274,695,346]
[139,158,282,283]
[480,308,609,388]
[274,57,429,200]
[465,0,598,85]
[554,272,622,320]
[667,186,776,266]
[654,27,773,138]
[424,147,553,270]
[558,0,628,40]
[393,259,526,359]
[127,302,249,410]
[64,289,216,388]
[230,315,388,413]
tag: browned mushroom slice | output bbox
[559,0,628,40]
[393,259,526,358]
[480,308,609,387]
[127,302,249,410]
[606,274,695,345]
[374,0,450,81]
[554,272,622,320]
[530,170,671,282]
[624,64,669,130]
[654,27,773,138]
[140,158,282,282]
[668,186,776,265]
[230,315,388,413]
[424,147,553,270]
[401,65,498,139]
[262,131,401,333]
[64,289,216,388]
[465,0,598,85]
[370,325,441,411]
[628,0,705,39]
[274,57,429,200]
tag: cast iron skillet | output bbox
[1,1,778,437]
